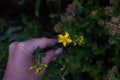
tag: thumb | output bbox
[40,48,63,74]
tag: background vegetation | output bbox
[0,0,120,80]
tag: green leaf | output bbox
[0,34,11,41]
[6,26,22,34]
[9,33,27,42]
[35,0,41,17]
[108,36,118,45]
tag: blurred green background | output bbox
[0,0,120,80]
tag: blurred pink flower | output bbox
[105,6,113,16]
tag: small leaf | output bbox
[108,36,117,45]
[35,0,41,17]
[6,26,22,34]
[0,34,11,41]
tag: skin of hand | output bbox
[3,38,63,80]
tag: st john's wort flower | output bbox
[73,35,85,46]
[29,65,42,74]
[58,32,72,46]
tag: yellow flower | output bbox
[29,65,37,70]
[35,67,42,74]
[41,63,48,68]
[78,36,85,45]
[29,65,42,74]
[73,35,85,46]
[58,32,72,46]
[73,42,77,46]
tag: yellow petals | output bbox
[29,65,42,74]
[29,65,37,70]
[73,42,77,46]
[41,63,48,68]
[35,68,42,74]
[63,42,67,46]
[78,36,85,45]
[35,68,39,74]
[58,38,63,42]
[58,32,85,46]
[66,38,72,43]
[65,32,69,38]
[58,35,64,38]
[58,32,72,47]
[73,35,85,46]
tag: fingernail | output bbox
[54,48,63,56]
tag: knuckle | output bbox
[9,42,18,49]
[17,42,26,48]
[41,38,48,45]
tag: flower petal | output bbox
[29,66,34,70]
[58,34,64,38]
[67,38,72,43]
[38,68,42,72]
[65,32,69,38]
[58,38,63,43]
[29,65,37,70]
[74,42,77,46]
[36,68,39,74]
[63,42,67,46]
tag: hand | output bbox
[3,38,63,80]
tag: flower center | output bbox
[63,37,67,42]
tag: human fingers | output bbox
[54,48,63,56]
[9,42,19,59]
[9,42,19,54]
[24,38,57,53]
[40,48,63,75]
[52,48,63,61]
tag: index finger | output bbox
[24,38,57,53]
